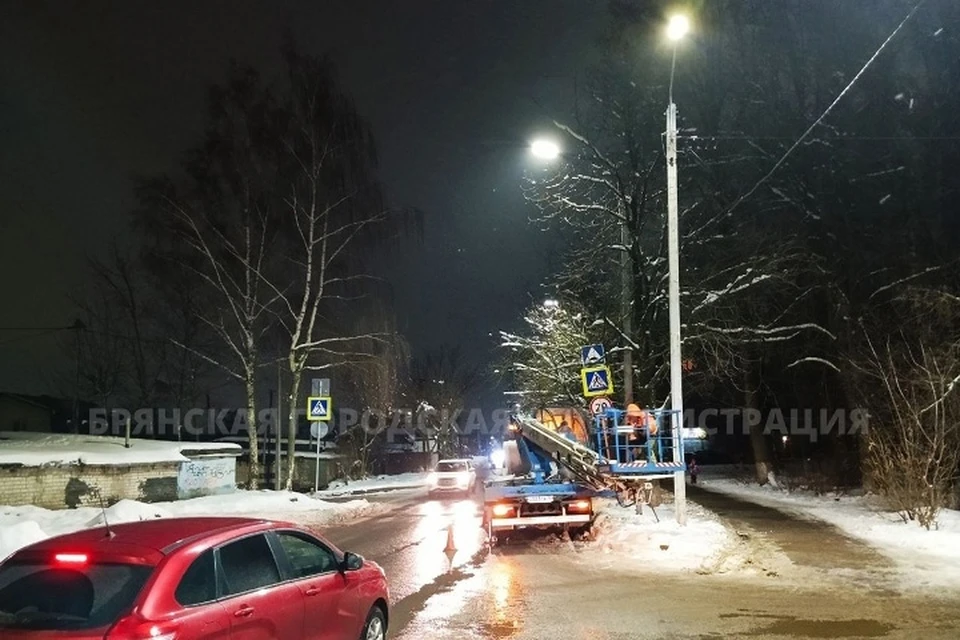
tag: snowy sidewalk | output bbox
[588,497,739,574]
[314,472,431,497]
[696,471,960,591]
[0,490,372,561]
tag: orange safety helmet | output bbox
[625,403,658,436]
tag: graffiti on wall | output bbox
[178,456,236,498]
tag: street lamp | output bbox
[665,13,688,526]
[666,15,690,42]
[530,139,561,160]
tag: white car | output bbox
[427,458,476,496]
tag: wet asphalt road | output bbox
[307,488,487,632]
[302,487,960,640]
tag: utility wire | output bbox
[725,0,927,217]
[681,135,960,142]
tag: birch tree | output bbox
[135,67,279,487]
[261,49,410,489]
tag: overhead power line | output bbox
[681,135,960,142]
[725,0,928,216]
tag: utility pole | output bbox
[275,358,282,491]
[620,220,633,405]
[666,94,686,526]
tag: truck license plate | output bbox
[525,495,554,503]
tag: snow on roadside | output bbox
[0,490,372,561]
[589,497,738,573]
[0,431,240,466]
[314,472,431,497]
[699,473,960,590]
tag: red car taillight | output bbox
[106,614,178,640]
[53,552,89,565]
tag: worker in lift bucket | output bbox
[625,403,658,462]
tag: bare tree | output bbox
[66,294,125,411]
[253,48,410,489]
[135,66,279,486]
[61,240,206,417]
[853,288,960,529]
[407,346,484,458]
[336,324,410,478]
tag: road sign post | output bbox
[311,421,329,493]
[307,396,332,493]
[311,378,330,397]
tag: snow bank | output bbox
[590,497,737,573]
[0,491,371,561]
[0,521,47,561]
[84,499,172,527]
[0,431,240,466]
[701,476,960,590]
[315,472,431,496]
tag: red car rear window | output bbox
[0,561,153,631]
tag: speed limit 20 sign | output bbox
[589,396,613,415]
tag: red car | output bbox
[0,516,389,639]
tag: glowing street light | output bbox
[666,14,690,41]
[530,139,560,160]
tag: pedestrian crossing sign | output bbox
[580,365,614,397]
[307,396,332,421]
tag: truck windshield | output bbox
[436,462,467,472]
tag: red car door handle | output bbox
[304,586,322,596]
[234,606,255,617]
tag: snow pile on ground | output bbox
[315,472,430,496]
[700,474,960,589]
[0,521,47,559]
[590,497,737,573]
[0,431,240,466]
[0,491,371,561]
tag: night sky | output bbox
[0,1,607,400]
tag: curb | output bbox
[315,484,429,498]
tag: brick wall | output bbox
[236,455,340,492]
[0,462,179,509]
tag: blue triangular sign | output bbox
[588,372,607,390]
